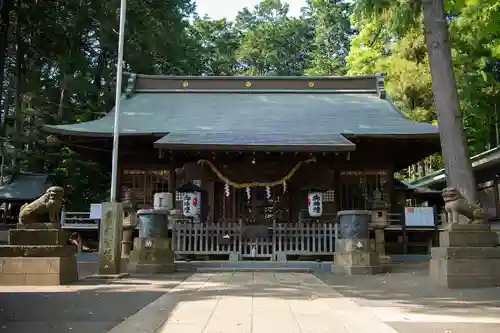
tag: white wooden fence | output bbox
[172,221,338,259]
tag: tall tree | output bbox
[353,0,477,202]
[303,0,353,76]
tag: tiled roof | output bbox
[44,92,438,139]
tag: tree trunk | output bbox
[421,0,477,203]
[0,0,14,129]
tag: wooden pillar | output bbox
[208,181,215,223]
[334,169,341,212]
[494,176,500,219]
[168,169,176,209]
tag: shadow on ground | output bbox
[0,263,192,333]
[316,262,500,333]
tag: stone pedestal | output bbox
[430,224,500,288]
[333,210,382,275]
[333,239,382,275]
[0,226,78,285]
[127,237,175,273]
[127,209,175,273]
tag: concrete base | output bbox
[430,224,500,288]
[0,228,79,286]
[127,237,175,273]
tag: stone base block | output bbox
[0,256,78,285]
[127,263,176,274]
[9,229,69,246]
[335,250,379,267]
[128,237,175,273]
[440,224,498,247]
[332,264,383,275]
[430,246,500,288]
[333,246,382,275]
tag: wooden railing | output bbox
[172,220,338,259]
[60,210,100,230]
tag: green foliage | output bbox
[2,0,499,202]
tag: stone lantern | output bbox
[370,189,391,268]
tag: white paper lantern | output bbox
[182,192,198,217]
[307,192,323,217]
[153,192,173,211]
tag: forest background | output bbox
[0,0,499,209]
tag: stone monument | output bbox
[0,187,79,285]
[127,208,175,273]
[332,210,382,275]
[97,201,125,276]
[430,187,500,288]
[121,189,138,258]
[370,190,392,270]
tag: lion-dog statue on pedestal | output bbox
[442,187,488,225]
[18,186,64,225]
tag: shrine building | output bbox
[44,74,441,259]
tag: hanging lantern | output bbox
[176,182,203,218]
[302,186,328,218]
[283,180,287,194]
[224,182,230,197]
[307,192,323,217]
[265,186,271,200]
[182,192,198,217]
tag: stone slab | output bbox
[431,246,500,259]
[16,223,61,229]
[332,264,383,275]
[0,245,76,257]
[447,224,491,232]
[127,263,176,274]
[84,273,130,280]
[335,250,379,267]
[439,229,498,247]
[133,237,171,249]
[336,238,372,253]
[0,256,78,285]
[9,229,69,246]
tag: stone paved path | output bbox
[110,272,401,333]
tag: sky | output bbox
[194,0,307,20]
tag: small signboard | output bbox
[404,206,435,227]
[89,203,102,220]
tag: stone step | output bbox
[197,267,311,273]
[0,245,76,257]
[16,223,61,229]
[9,229,69,246]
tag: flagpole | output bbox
[110,0,127,202]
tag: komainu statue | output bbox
[18,186,64,224]
[442,187,488,225]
